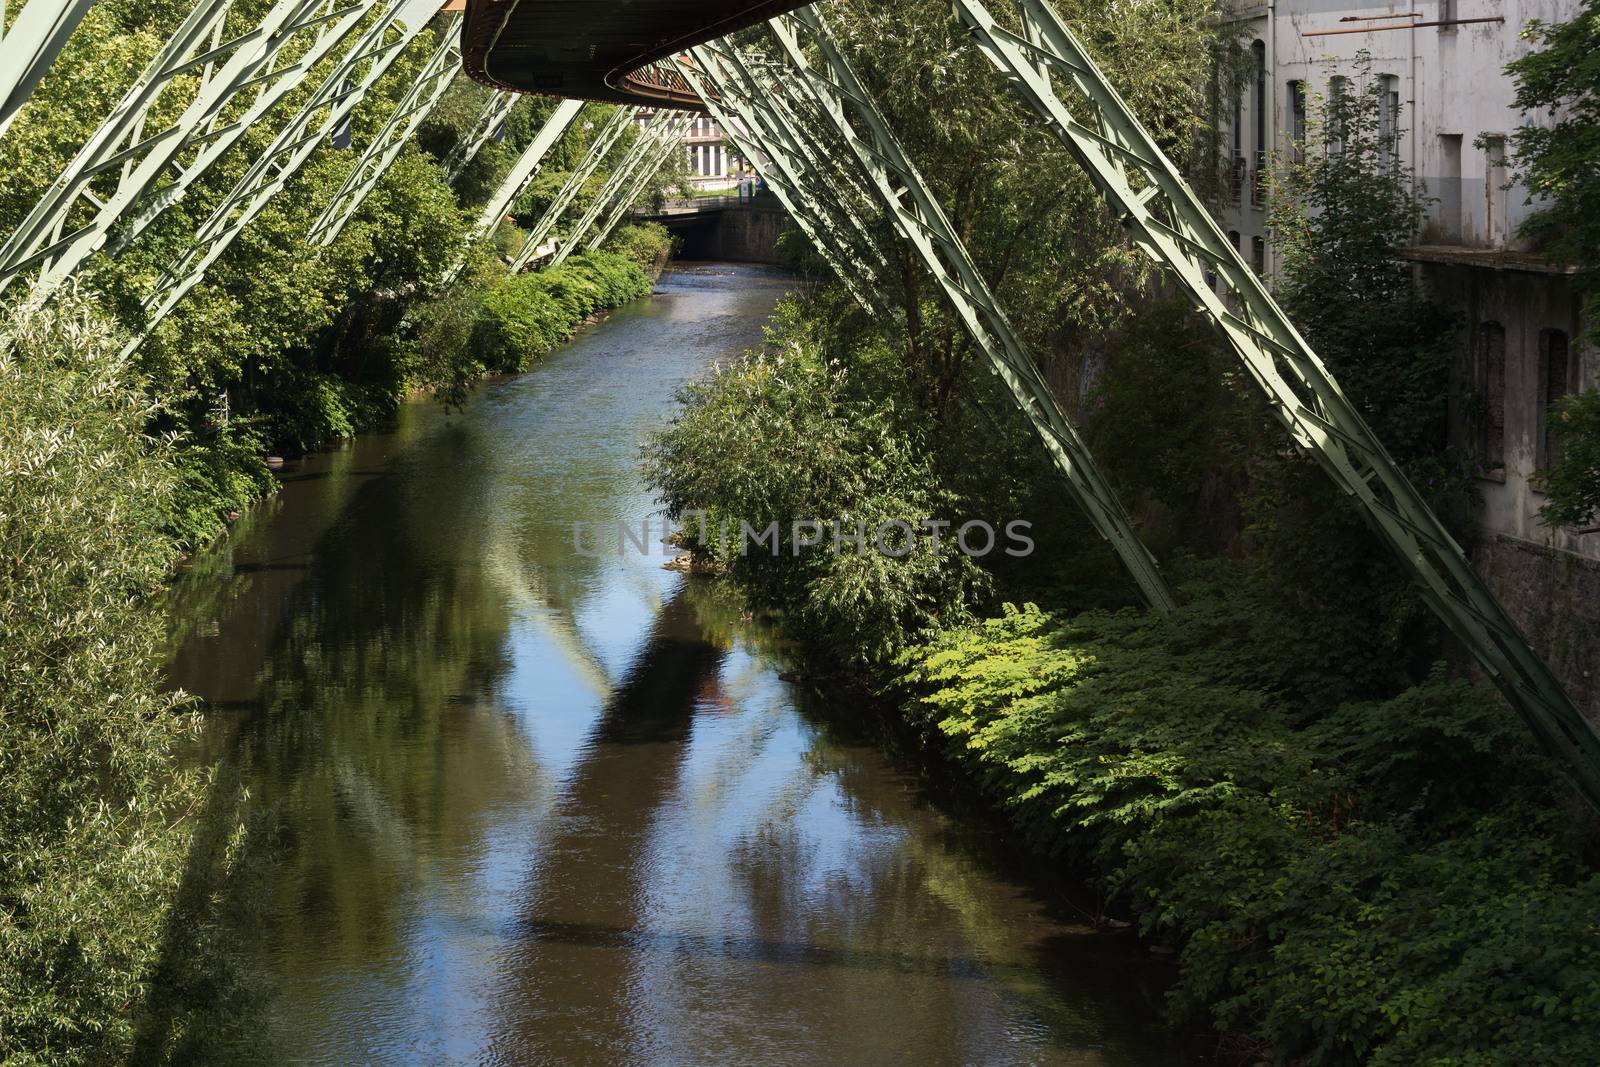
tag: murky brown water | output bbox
[166,263,1206,1065]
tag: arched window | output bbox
[1377,74,1400,166]
[1478,321,1506,472]
[1251,236,1265,274]
[1230,48,1245,204]
[1228,229,1241,253]
[1251,42,1267,205]
[1540,329,1572,470]
[1287,80,1307,162]
[1329,75,1350,156]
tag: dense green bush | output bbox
[646,310,991,664]
[1540,389,1600,528]
[895,598,1600,1063]
[0,293,204,1064]
[475,250,652,373]
[604,222,676,276]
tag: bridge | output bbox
[3,0,1599,809]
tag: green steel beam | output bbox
[307,13,463,247]
[508,105,638,272]
[584,111,695,252]
[769,8,1176,614]
[442,87,517,182]
[677,48,884,315]
[546,108,683,267]
[952,0,1600,805]
[696,41,888,279]
[0,0,387,298]
[463,97,586,245]
[123,0,440,357]
[0,0,96,138]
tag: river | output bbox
[165,263,1206,1065]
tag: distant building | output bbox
[636,110,748,191]
[1215,0,1598,712]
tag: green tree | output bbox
[1507,0,1600,527]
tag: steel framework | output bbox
[124,0,441,355]
[584,114,694,253]
[508,104,638,273]
[546,108,688,267]
[307,12,463,247]
[761,8,1176,612]
[0,0,389,298]
[456,96,585,255]
[0,0,97,137]
[441,88,517,182]
[939,0,1600,802]
[678,46,888,316]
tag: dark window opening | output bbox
[1251,41,1266,205]
[1539,329,1572,471]
[1251,236,1265,274]
[1478,321,1506,473]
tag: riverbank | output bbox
[177,226,674,556]
[644,292,1600,1064]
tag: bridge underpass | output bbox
[2,0,1597,812]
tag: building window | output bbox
[1228,229,1241,253]
[1436,133,1463,242]
[1485,135,1508,244]
[1230,51,1245,205]
[1328,75,1350,156]
[1377,74,1400,166]
[1287,80,1307,162]
[1539,329,1572,470]
[1251,236,1265,274]
[1478,321,1506,473]
[1251,41,1267,206]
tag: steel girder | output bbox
[692,43,891,288]
[952,0,1600,804]
[123,0,441,357]
[584,114,694,253]
[0,0,97,137]
[675,49,882,315]
[545,108,684,267]
[508,105,638,273]
[463,97,586,244]
[766,8,1176,613]
[307,12,463,247]
[441,88,516,182]
[0,0,388,299]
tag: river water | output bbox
[166,263,1204,1065]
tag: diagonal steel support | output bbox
[952,0,1600,805]
[441,87,517,182]
[545,108,684,267]
[462,97,586,247]
[0,0,388,298]
[584,112,695,253]
[122,0,441,357]
[0,0,97,138]
[508,105,637,273]
[307,12,463,247]
[676,50,884,315]
[770,8,1176,613]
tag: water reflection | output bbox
[167,264,1201,1065]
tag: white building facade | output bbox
[1216,0,1598,712]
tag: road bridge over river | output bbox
[3,0,1599,806]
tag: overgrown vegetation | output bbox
[646,8,1599,1062]
[1507,0,1600,528]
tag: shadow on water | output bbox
[151,264,1211,1066]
